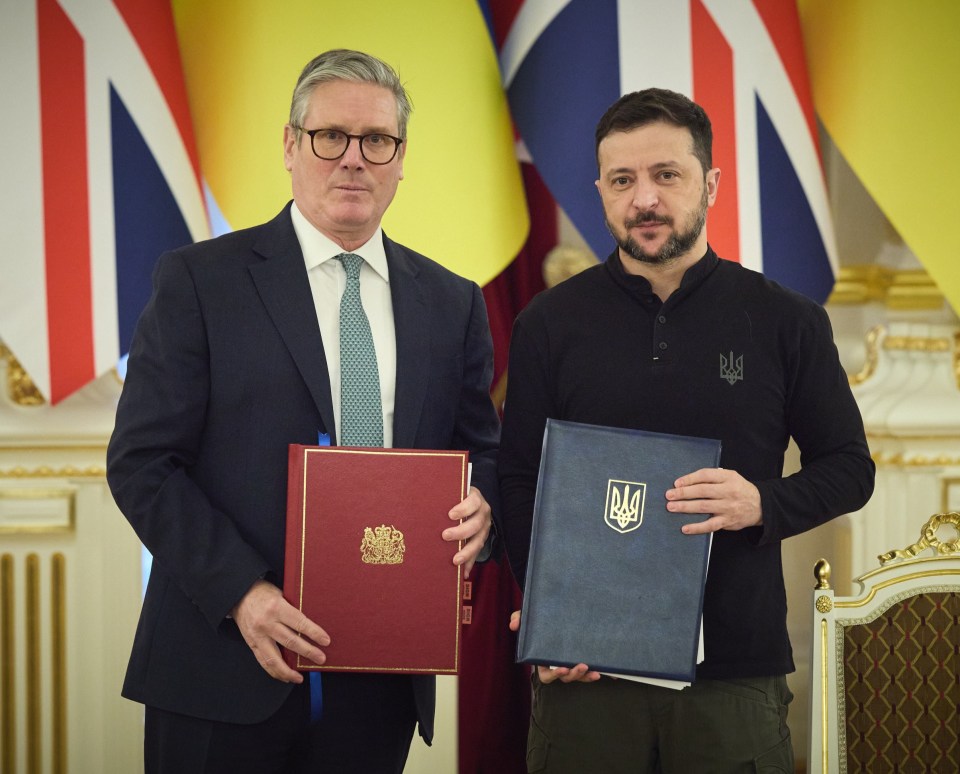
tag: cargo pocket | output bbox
[752,733,794,773]
[526,714,550,773]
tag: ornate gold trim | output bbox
[955,332,960,391]
[0,343,46,407]
[0,444,108,452]
[828,265,892,305]
[814,558,832,590]
[1,554,15,773]
[827,265,945,309]
[882,335,951,352]
[52,553,66,774]
[886,269,946,310]
[879,511,960,565]
[0,488,76,534]
[0,466,106,480]
[819,618,829,774]
[848,325,883,386]
[870,450,960,466]
[835,568,960,609]
[27,554,41,772]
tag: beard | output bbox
[608,186,709,266]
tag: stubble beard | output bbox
[608,186,709,267]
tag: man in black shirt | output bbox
[499,88,874,773]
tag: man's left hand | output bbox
[665,467,762,534]
[443,486,491,578]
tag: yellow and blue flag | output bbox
[172,0,529,288]
[800,0,960,314]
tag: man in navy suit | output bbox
[107,49,499,773]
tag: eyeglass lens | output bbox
[311,130,398,163]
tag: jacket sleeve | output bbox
[497,310,555,590]
[107,251,270,628]
[755,302,875,543]
[452,282,502,536]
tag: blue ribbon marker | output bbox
[309,431,331,723]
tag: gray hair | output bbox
[289,49,412,140]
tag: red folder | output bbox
[283,444,468,674]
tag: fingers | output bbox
[246,637,303,684]
[232,580,331,683]
[538,664,602,684]
[443,487,491,577]
[671,467,726,488]
[679,515,726,535]
[447,487,484,521]
[509,612,599,684]
[665,467,730,504]
[665,467,762,532]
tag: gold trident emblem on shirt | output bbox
[604,480,646,534]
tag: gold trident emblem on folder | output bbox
[604,480,646,534]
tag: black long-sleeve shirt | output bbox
[499,248,874,679]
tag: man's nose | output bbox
[631,182,659,211]
[340,137,366,167]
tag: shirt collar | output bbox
[605,246,719,304]
[290,201,390,282]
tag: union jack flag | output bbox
[491,0,837,302]
[0,0,207,404]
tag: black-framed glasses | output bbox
[296,127,404,164]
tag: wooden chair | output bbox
[808,512,960,774]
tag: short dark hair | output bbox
[594,88,713,174]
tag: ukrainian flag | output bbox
[172,0,528,287]
[800,0,960,314]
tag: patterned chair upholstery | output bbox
[808,512,960,774]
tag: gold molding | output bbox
[886,269,946,310]
[955,332,960,391]
[0,344,46,407]
[819,618,829,774]
[0,466,105,480]
[851,327,960,390]
[835,567,960,609]
[883,335,951,352]
[1,554,14,773]
[814,558,832,590]
[827,265,945,309]
[870,450,960,466]
[27,554,41,773]
[848,325,883,386]
[52,553,66,774]
[0,488,77,534]
[0,444,108,452]
[828,265,892,305]
[879,511,960,565]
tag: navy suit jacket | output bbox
[106,204,500,742]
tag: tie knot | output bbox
[336,252,363,279]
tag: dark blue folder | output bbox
[517,419,721,682]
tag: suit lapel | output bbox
[248,207,337,441]
[386,236,429,448]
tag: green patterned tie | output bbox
[335,253,384,447]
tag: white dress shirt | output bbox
[290,202,397,447]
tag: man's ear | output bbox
[397,139,406,181]
[706,167,721,205]
[283,124,297,172]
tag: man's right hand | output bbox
[509,609,601,684]
[232,579,330,683]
